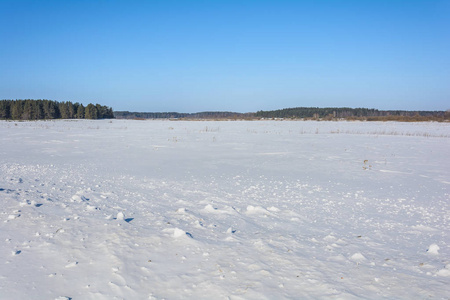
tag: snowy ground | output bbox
[0,119,449,299]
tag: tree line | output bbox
[115,107,448,121]
[255,107,449,120]
[0,99,114,120]
[114,111,254,119]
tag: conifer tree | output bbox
[33,101,44,119]
[22,100,33,120]
[0,101,10,119]
[85,103,98,119]
[59,102,69,119]
[76,104,85,119]
[11,100,23,119]
[68,102,75,118]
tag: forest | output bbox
[255,107,449,121]
[0,99,114,120]
[115,107,449,121]
[2,101,448,122]
[114,111,254,119]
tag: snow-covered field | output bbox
[1,119,449,299]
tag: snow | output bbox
[0,119,449,299]
[427,244,440,255]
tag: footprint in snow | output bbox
[71,194,89,202]
[86,204,99,211]
[65,261,78,268]
[21,200,43,207]
[7,213,21,220]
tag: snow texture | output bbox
[0,119,449,299]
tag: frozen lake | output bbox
[1,119,449,299]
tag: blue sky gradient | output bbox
[1,0,449,112]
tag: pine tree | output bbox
[11,100,24,119]
[33,101,44,119]
[68,102,75,118]
[43,100,58,119]
[22,100,33,120]
[59,102,69,119]
[85,104,98,119]
[0,101,11,119]
[76,104,85,119]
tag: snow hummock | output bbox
[437,264,450,277]
[350,252,366,263]
[173,228,187,238]
[116,211,125,221]
[427,243,440,255]
[0,119,449,299]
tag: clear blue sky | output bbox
[1,0,449,112]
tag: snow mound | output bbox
[427,244,440,255]
[116,212,125,221]
[173,228,193,238]
[203,204,217,212]
[71,194,88,202]
[246,205,269,215]
[350,253,366,262]
[267,206,280,212]
[436,265,450,277]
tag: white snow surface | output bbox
[0,119,449,299]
